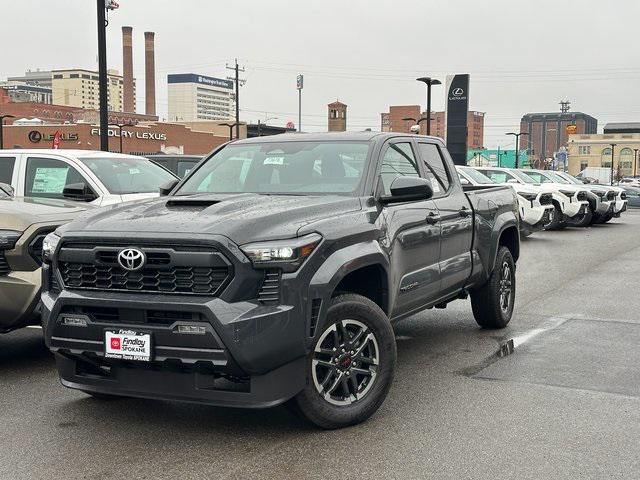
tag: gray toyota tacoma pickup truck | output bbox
[41,132,519,429]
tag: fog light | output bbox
[62,315,88,327]
[177,325,206,335]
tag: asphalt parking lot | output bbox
[2,212,640,480]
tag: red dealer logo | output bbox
[110,338,121,350]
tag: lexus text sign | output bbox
[445,74,470,165]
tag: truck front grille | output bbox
[606,191,616,201]
[55,243,232,296]
[539,193,553,205]
[58,262,229,295]
[576,192,587,202]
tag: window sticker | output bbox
[264,157,284,166]
[32,167,69,193]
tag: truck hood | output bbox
[60,193,363,243]
[0,196,92,232]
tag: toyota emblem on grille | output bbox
[117,248,146,271]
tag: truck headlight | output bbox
[241,233,322,272]
[0,230,22,251]
[517,192,537,201]
[42,232,61,262]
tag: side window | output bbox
[379,142,420,195]
[196,157,251,192]
[25,157,86,199]
[484,170,510,183]
[418,143,450,195]
[0,157,16,184]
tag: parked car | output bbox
[619,177,640,188]
[0,194,91,333]
[145,154,203,178]
[41,132,520,429]
[475,167,590,229]
[553,171,622,223]
[576,167,614,185]
[457,166,553,237]
[0,149,178,206]
[617,185,640,208]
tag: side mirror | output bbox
[63,182,97,202]
[459,177,470,186]
[381,176,434,204]
[0,182,14,197]
[159,178,180,196]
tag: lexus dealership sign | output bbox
[445,74,470,165]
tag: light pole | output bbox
[109,123,131,153]
[296,75,303,133]
[0,114,15,149]
[416,77,441,136]
[634,148,639,178]
[506,132,529,169]
[609,143,616,185]
[221,122,241,141]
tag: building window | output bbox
[578,146,591,155]
[601,147,612,168]
[70,74,79,79]
[620,148,634,172]
[53,74,63,79]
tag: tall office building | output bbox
[168,74,235,122]
[51,68,132,112]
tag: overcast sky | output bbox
[3,0,640,148]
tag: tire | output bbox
[294,294,396,429]
[570,205,593,228]
[471,246,515,329]
[544,203,565,230]
[601,214,613,224]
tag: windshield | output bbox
[544,171,571,184]
[177,141,370,195]
[556,172,582,185]
[460,168,495,184]
[79,157,175,195]
[510,170,538,184]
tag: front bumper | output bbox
[520,205,554,235]
[614,199,628,216]
[0,269,41,331]
[42,287,308,408]
[563,199,590,219]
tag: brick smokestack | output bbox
[144,31,156,116]
[121,26,135,113]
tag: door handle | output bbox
[426,212,441,225]
[458,207,470,217]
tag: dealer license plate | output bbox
[105,330,152,362]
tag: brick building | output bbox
[381,106,485,149]
[520,110,597,164]
[0,92,157,125]
[2,123,228,156]
[328,101,347,132]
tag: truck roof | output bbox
[233,132,443,144]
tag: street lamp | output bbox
[108,123,131,153]
[0,114,15,149]
[609,143,616,185]
[416,77,441,136]
[506,132,529,169]
[634,148,639,178]
[221,122,241,141]
[402,117,428,134]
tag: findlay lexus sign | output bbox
[90,128,167,141]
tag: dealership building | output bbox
[2,122,230,156]
[168,74,235,122]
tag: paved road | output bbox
[2,212,640,479]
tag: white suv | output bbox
[458,166,554,236]
[553,171,623,223]
[0,149,178,206]
[476,167,590,229]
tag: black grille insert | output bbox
[258,270,281,304]
[577,192,587,202]
[539,193,553,205]
[0,253,9,276]
[606,191,616,200]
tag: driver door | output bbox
[376,140,442,318]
